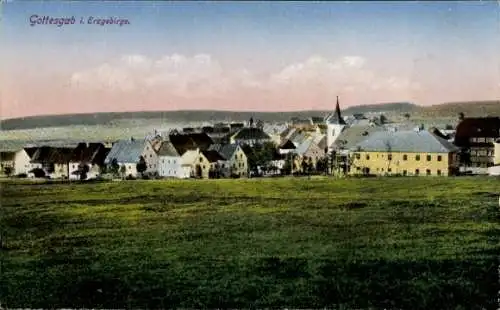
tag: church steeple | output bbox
[335,96,342,120]
[328,96,346,125]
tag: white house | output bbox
[104,139,158,178]
[0,147,38,176]
[157,141,185,178]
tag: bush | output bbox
[125,174,136,180]
[15,173,28,178]
[29,168,46,178]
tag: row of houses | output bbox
[0,143,110,179]
[2,98,499,179]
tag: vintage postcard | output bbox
[1,1,499,309]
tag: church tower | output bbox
[326,96,347,153]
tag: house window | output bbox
[388,154,392,161]
[403,154,408,161]
[173,160,176,164]
[426,155,431,161]
[167,160,170,164]
[366,154,370,160]
[437,155,442,162]
[149,165,152,168]
[199,158,203,162]
[415,169,420,175]
[388,168,392,172]
[203,165,206,169]
[355,153,360,159]
[128,166,131,170]
[426,169,431,176]
[415,155,420,161]
[437,170,442,176]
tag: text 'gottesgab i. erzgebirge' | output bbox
[29,15,130,27]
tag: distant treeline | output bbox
[2,101,499,130]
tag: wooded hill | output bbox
[1,101,498,130]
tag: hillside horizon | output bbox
[1,100,499,130]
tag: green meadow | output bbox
[1,177,499,309]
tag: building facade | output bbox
[350,129,460,176]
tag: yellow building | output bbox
[350,129,460,176]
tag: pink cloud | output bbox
[2,53,499,119]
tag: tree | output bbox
[403,113,411,121]
[328,150,337,175]
[316,157,328,175]
[243,142,276,176]
[136,156,147,178]
[458,147,471,168]
[78,163,90,180]
[458,112,465,121]
[379,114,387,125]
[109,158,119,177]
[120,165,127,180]
[307,157,314,175]
[3,166,13,177]
[301,156,309,175]
[30,168,45,178]
[385,140,393,174]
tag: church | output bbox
[325,96,348,154]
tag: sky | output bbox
[2,1,500,119]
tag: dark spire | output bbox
[335,96,342,120]
[328,96,346,125]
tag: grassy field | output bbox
[1,177,499,309]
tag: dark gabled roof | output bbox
[454,117,500,147]
[70,143,106,163]
[157,141,180,157]
[208,143,238,160]
[170,133,213,150]
[201,150,226,163]
[31,146,74,164]
[24,147,39,158]
[202,126,214,133]
[233,127,271,141]
[279,139,296,150]
[169,135,200,155]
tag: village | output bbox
[1,98,500,181]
